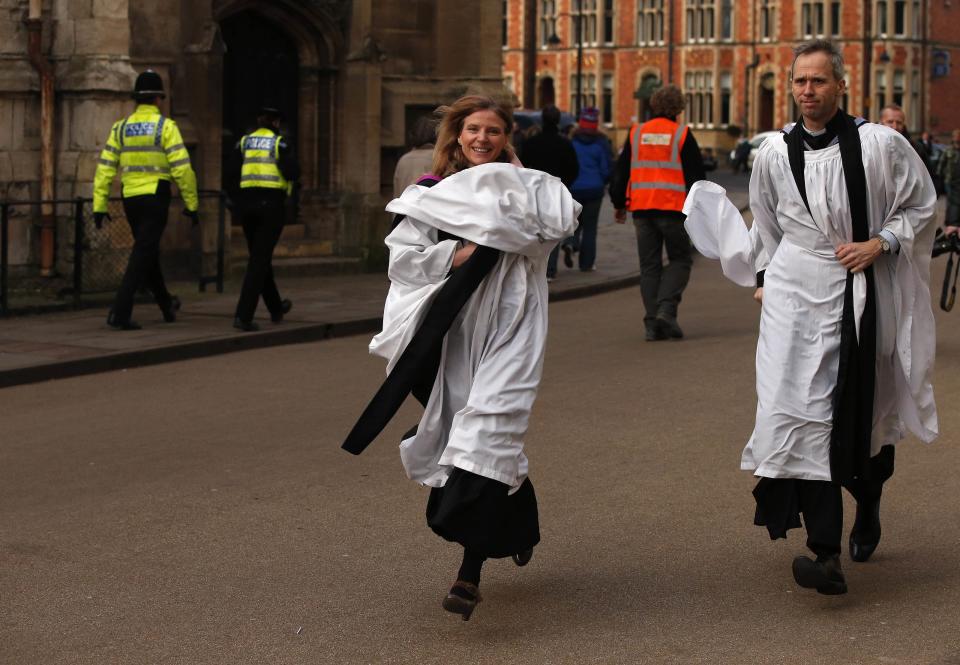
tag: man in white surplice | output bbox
[683,40,937,595]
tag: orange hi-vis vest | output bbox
[627,117,689,212]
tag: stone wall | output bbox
[0,0,508,276]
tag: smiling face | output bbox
[791,51,845,131]
[458,110,508,167]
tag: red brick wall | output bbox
[502,0,960,146]
[929,0,960,139]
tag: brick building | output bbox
[0,1,503,279]
[502,0,960,152]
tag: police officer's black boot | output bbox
[270,299,292,323]
[233,317,259,332]
[161,295,181,323]
[107,310,142,331]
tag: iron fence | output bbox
[0,190,226,316]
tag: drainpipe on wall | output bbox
[523,0,536,108]
[863,0,873,121]
[25,0,56,277]
[744,55,759,137]
[667,1,674,84]
[919,0,928,131]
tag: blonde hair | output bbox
[431,95,513,178]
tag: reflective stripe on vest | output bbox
[240,128,289,192]
[627,118,688,213]
[118,111,172,182]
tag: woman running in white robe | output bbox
[345,96,579,619]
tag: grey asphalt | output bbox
[0,172,751,389]
[3,247,960,664]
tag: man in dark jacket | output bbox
[518,105,579,279]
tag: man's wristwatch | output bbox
[874,235,891,255]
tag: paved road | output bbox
[3,256,960,664]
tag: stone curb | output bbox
[0,271,642,389]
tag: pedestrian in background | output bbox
[392,115,436,198]
[941,130,960,235]
[227,105,299,332]
[879,104,931,172]
[878,103,908,135]
[611,84,705,341]
[568,107,611,272]
[92,70,199,330]
[732,134,751,173]
[518,105,579,280]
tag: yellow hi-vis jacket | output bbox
[239,128,291,195]
[93,104,199,214]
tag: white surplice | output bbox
[684,123,938,481]
[370,163,581,490]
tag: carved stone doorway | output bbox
[220,11,300,195]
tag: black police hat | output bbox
[133,70,166,98]
[258,105,284,120]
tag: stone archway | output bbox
[220,12,299,192]
[758,72,776,131]
[213,0,342,197]
[636,71,662,122]
[537,75,556,108]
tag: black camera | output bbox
[932,228,960,257]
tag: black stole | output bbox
[786,112,877,485]
[342,243,501,455]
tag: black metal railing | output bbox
[0,191,226,316]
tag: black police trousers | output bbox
[112,189,174,322]
[235,191,286,323]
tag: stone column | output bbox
[181,20,225,276]
[0,0,42,269]
[55,0,136,275]
[338,0,384,261]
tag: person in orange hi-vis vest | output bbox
[610,85,706,341]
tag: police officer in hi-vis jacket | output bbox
[228,105,299,332]
[93,70,199,330]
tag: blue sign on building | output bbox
[932,50,950,79]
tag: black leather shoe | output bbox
[512,548,534,567]
[442,581,481,621]
[107,312,142,331]
[271,299,293,323]
[233,318,260,332]
[849,498,882,562]
[161,295,181,323]
[792,554,848,595]
[656,314,684,339]
[645,324,667,342]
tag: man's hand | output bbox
[614,209,627,224]
[945,225,959,237]
[452,242,476,269]
[93,212,111,230]
[836,238,883,273]
[753,287,763,304]
[183,209,200,227]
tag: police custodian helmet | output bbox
[133,70,166,99]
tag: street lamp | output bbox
[547,3,585,115]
